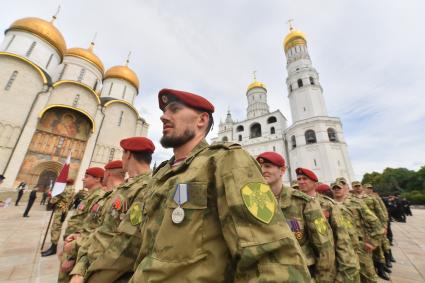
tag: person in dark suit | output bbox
[23,189,37,217]
[15,182,26,206]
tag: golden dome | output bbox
[66,47,105,73]
[247,80,266,92]
[9,17,67,56]
[283,28,307,52]
[104,65,140,91]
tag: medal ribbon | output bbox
[173,184,188,206]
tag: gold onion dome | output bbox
[104,65,140,91]
[283,28,307,53]
[66,46,105,73]
[247,80,266,92]
[8,17,67,56]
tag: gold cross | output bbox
[51,5,61,23]
[125,51,132,66]
[252,70,257,81]
[287,19,294,30]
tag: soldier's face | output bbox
[297,175,316,194]
[352,184,363,194]
[160,103,199,148]
[332,185,345,198]
[260,163,284,185]
[82,174,98,189]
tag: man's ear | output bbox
[197,112,209,130]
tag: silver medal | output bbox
[172,206,185,224]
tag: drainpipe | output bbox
[2,84,50,175]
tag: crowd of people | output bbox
[9,89,412,282]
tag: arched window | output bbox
[297,79,303,88]
[309,77,315,85]
[250,123,262,139]
[118,111,124,126]
[222,136,228,142]
[289,84,293,92]
[305,130,317,144]
[4,71,18,91]
[109,148,115,161]
[26,42,36,57]
[328,128,338,142]
[236,125,244,132]
[238,135,242,141]
[270,127,275,134]
[291,135,296,149]
[267,116,277,124]
[78,68,86,82]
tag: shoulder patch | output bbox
[313,216,329,235]
[292,189,313,202]
[129,203,143,225]
[209,142,241,150]
[241,182,276,224]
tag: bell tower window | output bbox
[297,79,303,88]
[305,130,317,144]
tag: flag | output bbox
[51,152,71,197]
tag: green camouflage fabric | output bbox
[342,194,383,283]
[64,187,105,238]
[49,186,74,244]
[316,194,360,283]
[82,175,152,283]
[70,173,151,280]
[130,141,311,283]
[278,186,335,283]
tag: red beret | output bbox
[66,179,75,186]
[295,167,318,182]
[104,160,123,170]
[120,137,155,153]
[158,88,215,113]
[256,152,285,167]
[85,167,105,178]
[316,183,331,193]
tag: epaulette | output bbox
[292,189,313,202]
[153,160,169,175]
[209,141,241,150]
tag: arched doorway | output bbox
[37,170,57,191]
[16,107,92,187]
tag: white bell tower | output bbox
[283,21,355,184]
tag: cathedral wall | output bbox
[1,30,61,76]
[101,78,137,104]
[91,102,138,166]
[47,83,100,119]
[54,56,103,90]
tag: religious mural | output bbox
[16,107,92,188]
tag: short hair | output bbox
[130,151,153,165]
[107,168,126,178]
[206,112,214,136]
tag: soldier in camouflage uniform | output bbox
[333,178,384,283]
[68,137,154,283]
[352,181,390,280]
[256,152,336,282]
[129,89,311,282]
[59,162,124,282]
[364,184,396,271]
[41,179,75,257]
[56,167,105,282]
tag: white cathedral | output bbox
[212,26,354,184]
[0,15,148,190]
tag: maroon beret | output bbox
[158,88,215,113]
[295,167,318,182]
[85,167,105,178]
[256,152,285,167]
[120,137,155,153]
[66,179,75,186]
[104,160,123,170]
[316,183,331,193]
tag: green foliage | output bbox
[362,166,425,203]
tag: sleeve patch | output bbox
[241,182,276,224]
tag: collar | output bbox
[278,185,293,208]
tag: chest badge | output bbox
[241,182,276,224]
[172,184,188,224]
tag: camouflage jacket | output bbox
[371,193,389,223]
[64,187,105,238]
[71,173,152,279]
[316,194,359,283]
[129,141,311,283]
[343,195,383,247]
[361,193,387,226]
[50,186,74,213]
[279,187,335,283]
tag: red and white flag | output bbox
[51,152,71,197]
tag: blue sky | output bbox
[1,0,424,180]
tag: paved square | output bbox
[0,200,424,282]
